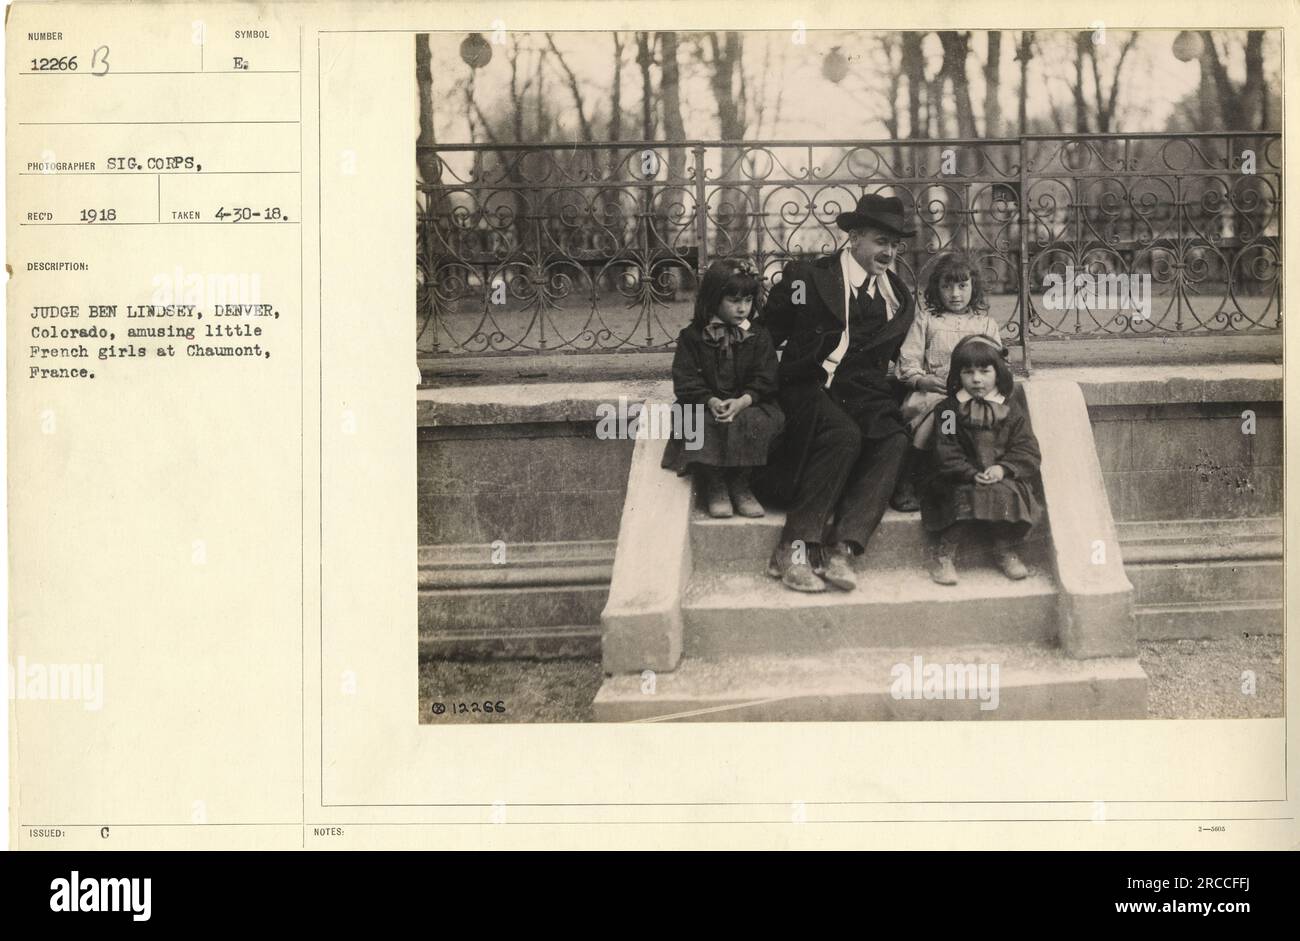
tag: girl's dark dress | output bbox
[661,321,785,474]
[920,388,1043,534]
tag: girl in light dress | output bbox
[891,252,1006,511]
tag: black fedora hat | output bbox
[835,193,917,237]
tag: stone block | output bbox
[554,489,629,541]
[1088,418,1133,473]
[1127,559,1282,607]
[601,405,693,674]
[419,493,480,544]
[419,435,540,495]
[527,436,634,493]
[473,491,562,544]
[1134,601,1282,640]
[419,584,609,634]
[1024,379,1136,659]
[1127,413,1256,471]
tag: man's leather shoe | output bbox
[822,542,858,591]
[768,543,827,592]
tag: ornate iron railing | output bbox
[417,132,1280,360]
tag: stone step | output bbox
[1134,599,1282,641]
[419,584,608,635]
[593,643,1147,721]
[690,506,1052,574]
[1127,557,1282,608]
[682,567,1059,657]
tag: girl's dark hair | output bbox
[693,258,762,327]
[923,252,988,315]
[946,334,1013,396]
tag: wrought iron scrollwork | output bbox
[417,133,1280,356]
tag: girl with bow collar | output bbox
[920,334,1043,585]
[662,259,785,518]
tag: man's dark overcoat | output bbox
[755,252,916,502]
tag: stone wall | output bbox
[1063,365,1283,639]
[417,366,1283,656]
[417,382,657,658]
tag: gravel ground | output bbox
[1139,633,1283,720]
[419,633,1284,722]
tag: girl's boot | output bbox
[702,467,733,518]
[727,467,765,518]
[993,532,1029,580]
[930,526,960,585]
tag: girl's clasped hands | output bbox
[707,394,752,424]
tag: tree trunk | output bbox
[938,32,979,138]
[1016,31,1034,134]
[708,32,747,141]
[703,32,748,255]
[902,32,926,138]
[984,31,1002,138]
[1199,31,1253,130]
[609,33,624,142]
[636,32,655,140]
[658,32,687,179]
[415,34,439,188]
[1243,30,1266,129]
[1072,33,1091,133]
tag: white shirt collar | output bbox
[841,248,871,290]
[841,249,897,308]
[955,388,1006,404]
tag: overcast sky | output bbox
[421,29,1280,144]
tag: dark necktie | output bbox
[850,278,886,340]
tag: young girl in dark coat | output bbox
[921,334,1042,585]
[661,258,785,518]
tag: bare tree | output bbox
[751,32,788,138]
[635,32,656,140]
[1072,33,1091,133]
[1015,31,1035,135]
[464,71,500,145]
[658,31,687,177]
[984,31,1002,138]
[535,48,549,141]
[937,31,979,138]
[416,34,439,186]
[505,38,535,142]
[695,32,749,254]
[704,32,748,141]
[1085,31,1139,132]
[902,32,927,138]
[1200,30,1269,130]
[545,33,594,142]
[608,33,624,142]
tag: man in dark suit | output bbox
[756,194,917,592]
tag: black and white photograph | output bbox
[414,26,1282,723]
